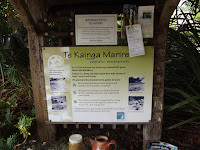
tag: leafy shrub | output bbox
[165,0,200,129]
[0,1,35,149]
[0,134,17,150]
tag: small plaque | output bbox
[75,14,117,45]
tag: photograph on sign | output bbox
[129,77,145,92]
[43,46,154,122]
[51,96,67,110]
[128,96,144,111]
[50,78,66,91]
[75,14,117,45]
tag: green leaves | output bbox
[5,109,14,124]
[165,88,200,113]
[166,115,200,130]
[0,134,17,150]
[15,114,35,139]
[165,0,200,129]
[6,134,17,149]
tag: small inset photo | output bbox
[51,96,67,110]
[52,105,67,110]
[50,78,66,91]
[128,96,144,111]
[117,112,125,120]
[129,77,145,91]
[143,12,152,19]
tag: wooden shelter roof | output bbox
[47,0,155,7]
[11,0,179,35]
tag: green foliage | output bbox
[5,109,14,124]
[0,2,35,150]
[0,0,29,87]
[0,96,17,136]
[6,134,17,149]
[0,134,17,150]
[165,0,200,129]
[15,114,35,139]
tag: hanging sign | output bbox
[43,46,154,122]
[138,6,155,38]
[126,24,145,57]
[75,14,118,45]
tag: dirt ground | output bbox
[161,116,200,150]
[23,116,200,150]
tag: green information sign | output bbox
[43,46,154,122]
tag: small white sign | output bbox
[75,14,117,45]
[138,6,155,38]
[126,24,145,57]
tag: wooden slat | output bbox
[100,124,104,129]
[38,22,49,46]
[76,124,79,129]
[48,18,71,22]
[70,9,75,46]
[112,124,116,129]
[57,24,62,46]
[88,124,91,129]
[42,32,70,37]
[137,125,141,130]
[38,18,73,23]
[45,121,159,125]
[125,124,128,130]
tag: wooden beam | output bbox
[159,0,180,29]
[11,0,56,141]
[45,121,159,125]
[143,1,180,149]
[28,31,56,142]
[9,0,39,33]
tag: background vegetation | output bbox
[0,0,35,149]
[164,0,200,129]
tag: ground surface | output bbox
[162,116,200,150]
[21,116,200,150]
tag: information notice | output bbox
[75,14,117,45]
[43,46,154,122]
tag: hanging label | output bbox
[138,6,155,38]
[126,24,145,57]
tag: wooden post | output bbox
[28,31,56,142]
[10,0,57,142]
[143,0,180,149]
